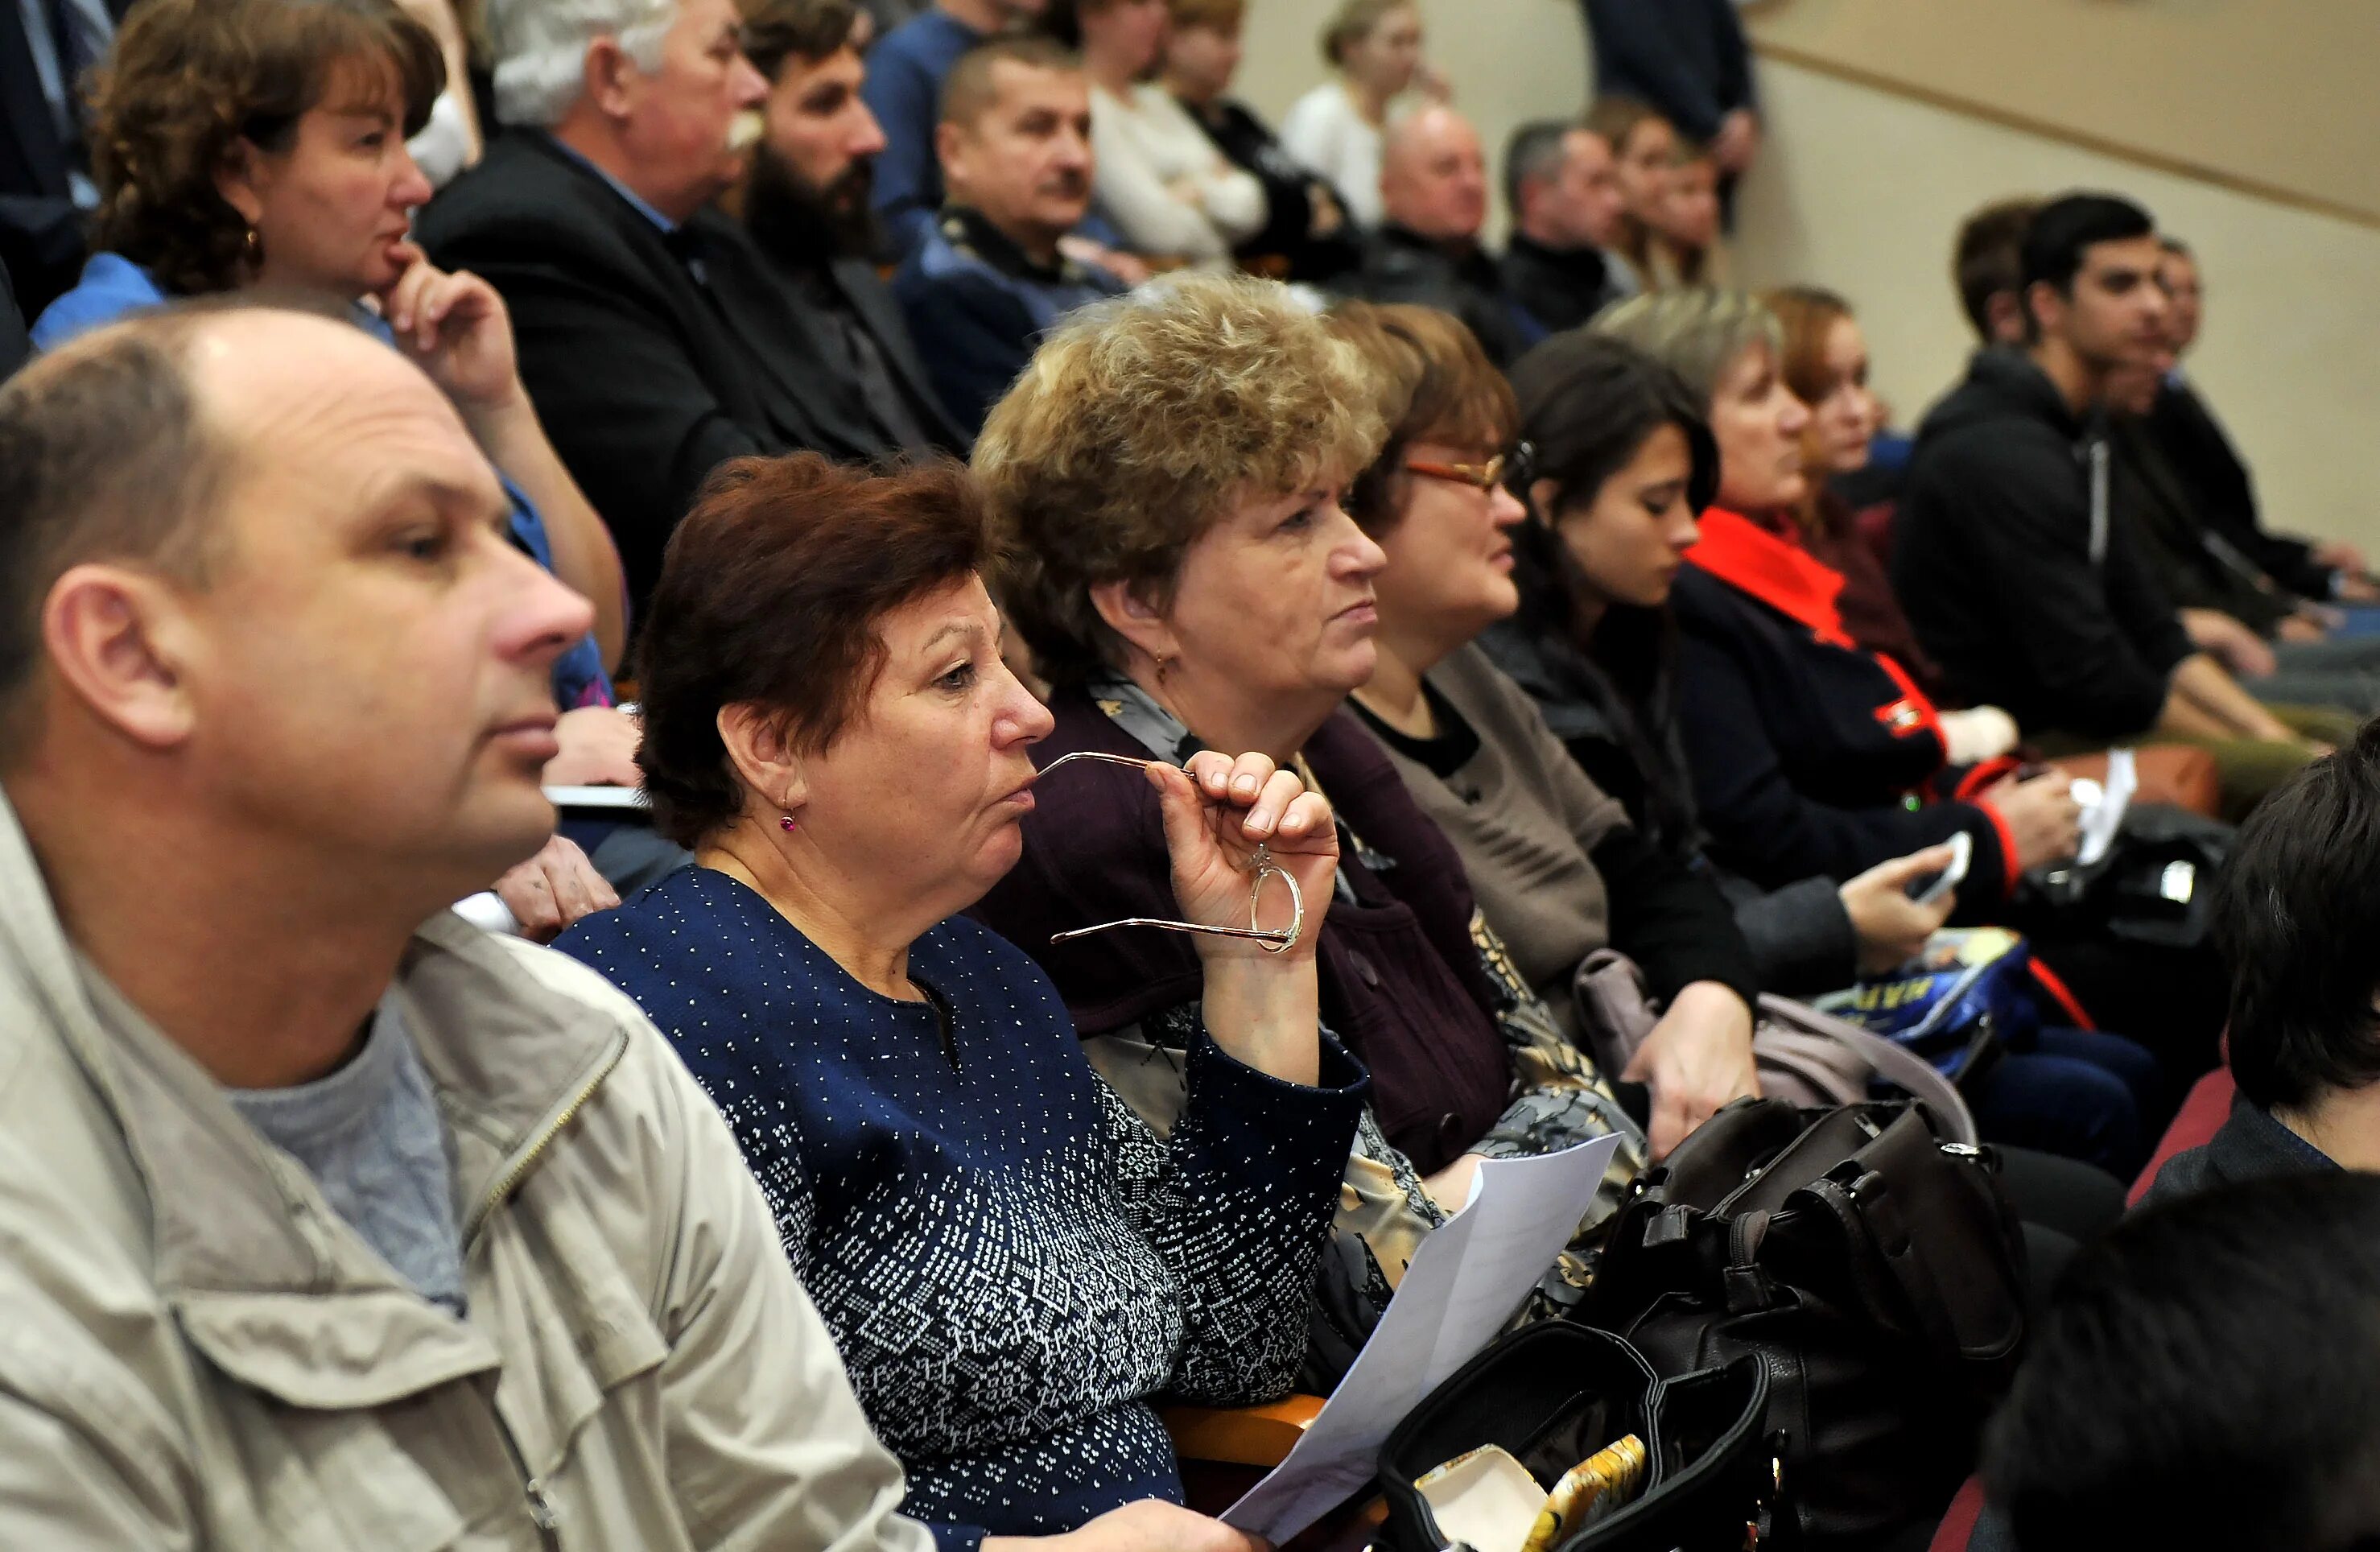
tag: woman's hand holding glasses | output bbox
[1042,749,1336,1086]
[1153,750,1337,966]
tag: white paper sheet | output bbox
[2074,747,2136,868]
[543,784,650,809]
[1219,1133,1625,1542]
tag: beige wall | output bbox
[1743,0,2380,225]
[1232,0,1589,243]
[1731,56,2380,555]
[1231,1,2380,553]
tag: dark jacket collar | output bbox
[2142,1092,2338,1207]
[1920,345,2093,448]
[1374,221,1496,283]
[1504,231,1611,283]
[943,204,1081,286]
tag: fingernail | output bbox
[1247,807,1275,832]
[1234,774,1258,795]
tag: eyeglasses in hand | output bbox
[1036,751,1305,954]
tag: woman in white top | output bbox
[1079,0,1268,263]
[1279,0,1431,229]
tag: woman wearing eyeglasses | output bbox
[971,272,1649,1386]
[1323,302,1764,1162]
[554,452,1365,1551]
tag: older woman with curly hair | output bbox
[970,273,1648,1385]
[31,0,650,918]
[559,451,1363,1550]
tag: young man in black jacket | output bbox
[2141,724,2380,1202]
[1978,1173,2380,1552]
[1894,192,2328,815]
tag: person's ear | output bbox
[585,35,642,120]
[1528,476,1561,523]
[716,703,809,825]
[934,119,967,181]
[40,564,202,752]
[1088,579,1180,670]
[2023,279,2064,341]
[212,138,267,229]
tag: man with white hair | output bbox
[417,0,901,613]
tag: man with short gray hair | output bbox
[0,301,931,1549]
[1499,119,1631,335]
[419,0,894,613]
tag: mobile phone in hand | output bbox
[1906,831,1974,905]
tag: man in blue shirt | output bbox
[862,0,1049,260]
[0,0,122,312]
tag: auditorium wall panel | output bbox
[1232,1,2380,555]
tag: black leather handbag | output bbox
[1376,1320,1786,1552]
[1586,1097,2027,1547]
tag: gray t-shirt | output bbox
[227,1001,468,1315]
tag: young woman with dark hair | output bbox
[1483,324,2165,1176]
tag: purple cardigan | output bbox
[971,685,1512,1175]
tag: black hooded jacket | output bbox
[2145,378,2338,601]
[1893,349,2194,741]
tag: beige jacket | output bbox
[0,793,934,1552]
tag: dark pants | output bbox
[1970,1026,2161,1181]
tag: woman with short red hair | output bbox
[557,451,1363,1550]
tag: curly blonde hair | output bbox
[974,271,1384,686]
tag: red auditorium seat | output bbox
[2126,1067,2238,1206]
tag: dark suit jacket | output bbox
[415,132,894,613]
[765,250,970,455]
[2145,378,2334,601]
[0,258,28,379]
[0,0,134,314]
[1498,233,1623,336]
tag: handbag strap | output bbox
[1757,993,1981,1146]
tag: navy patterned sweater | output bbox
[558,866,1365,1549]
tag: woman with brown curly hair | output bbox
[969,272,1649,1385]
[31,0,657,919]
[33,0,623,702]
